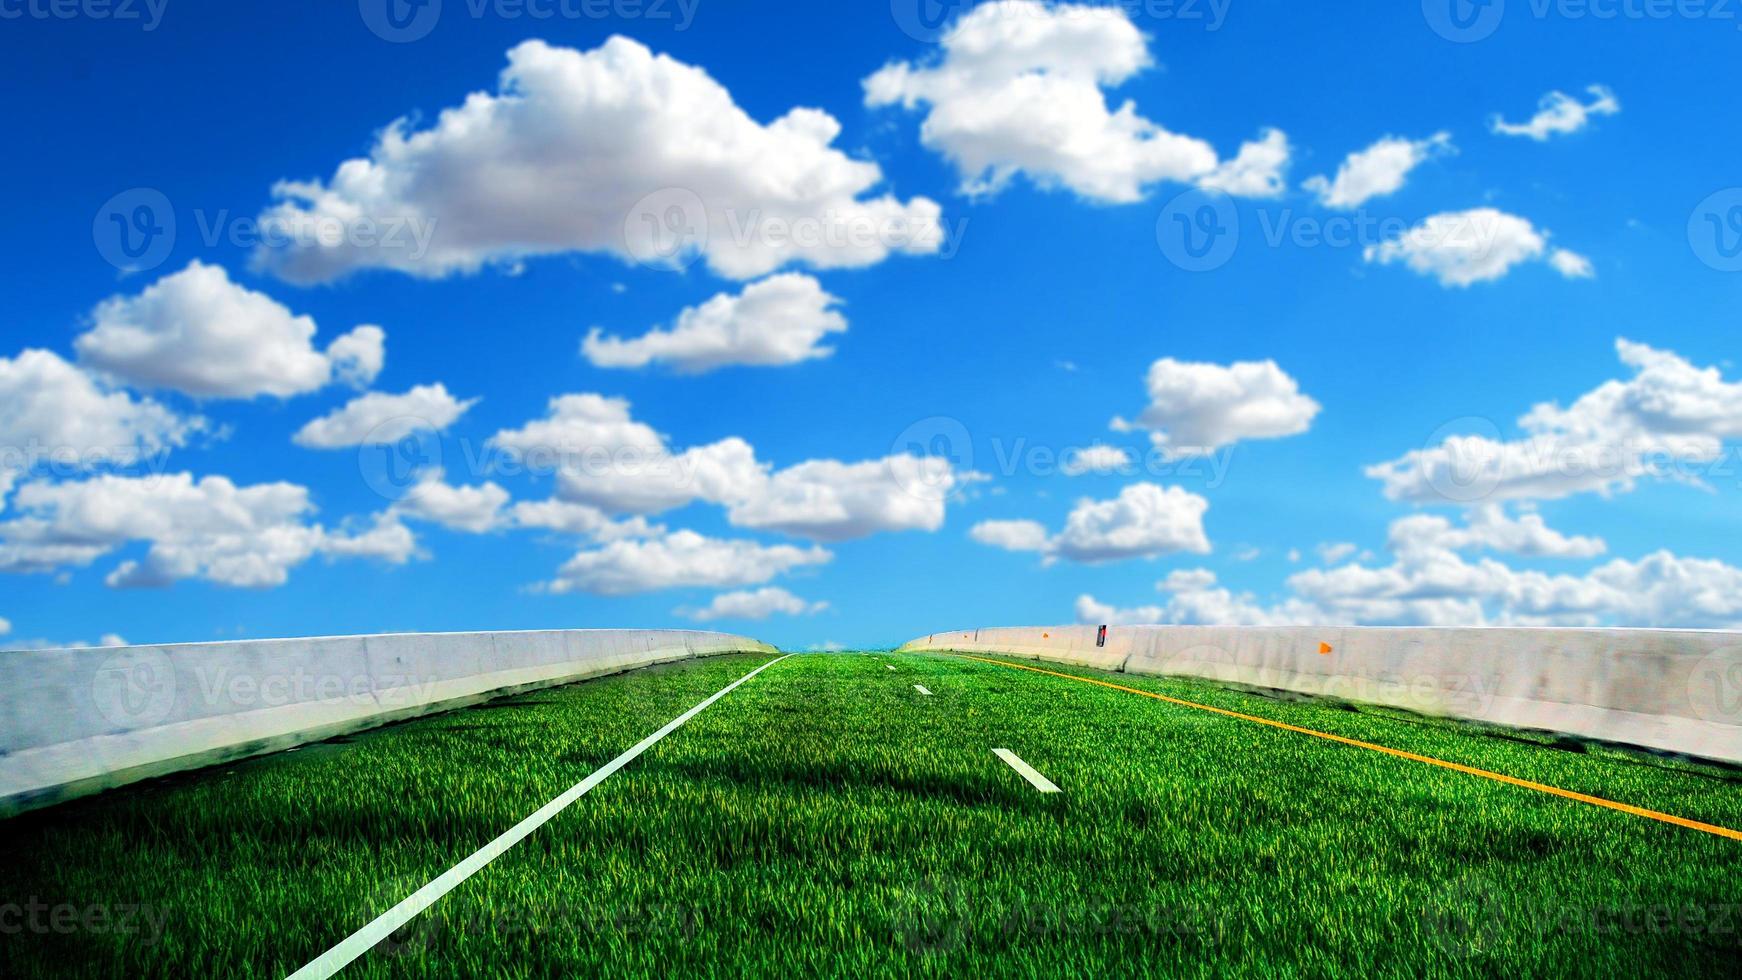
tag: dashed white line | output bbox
[993,749,1061,794]
[283,654,793,980]
[886,665,897,671]
[913,684,933,696]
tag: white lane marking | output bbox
[993,749,1061,794]
[914,684,933,696]
[284,654,793,980]
[886,665,897,671]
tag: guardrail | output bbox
[901,625,1742,765]
[1,629,776,816]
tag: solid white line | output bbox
[284,654,793,980]
[914,684,933,696]
[993,749,1061,794]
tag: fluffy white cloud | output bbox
[1,633,130,652]
[1074,507,1730,629]
[1289,529,1742,630]
[319,512,421,565]
[1368,339,1742,503]
[1061,445,1132,476]
[1549,248,1595,279]
[76,262,383,399]
[972,485,1210,563]
[1318,542,1358,564]
[1159,569,1324,626]
[1074,594,1164,626]
[1078,569,1322,627]
[864,1,1284,203]
[1363,208,1589,287]
[1388,505,1606,559]
[1303,132,1452,209]
[1112,357,1320,455]
[541,529,830,595]
[490,394,969,540]
[0,473,415,587]
[1,348,198,501]
[393,469,511,534]
[724,455,963,542]
[678,586,828,622]
[0,616,9,636]
[293,384,478,449]
[583,275,847,374]
[509,499,663,542]
[970,519,1052,552]
[1491,85,1619,141]
[489,394,748,514]
[1197,129,1292,199]
[255,38,942,283]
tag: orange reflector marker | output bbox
[1319,642,1334,655]
[953,654,1742,843]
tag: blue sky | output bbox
[3,0,1742,650]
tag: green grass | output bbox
[1,651,1739,978]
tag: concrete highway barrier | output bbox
[0,629,776,817]
[902,625,1742,765]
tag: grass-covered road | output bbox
[2,652,1738,978]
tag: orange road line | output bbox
[952,653,1742,843]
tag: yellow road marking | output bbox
[952,653,1742,843]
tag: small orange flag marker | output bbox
[1318,642,1334,655]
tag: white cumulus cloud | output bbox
[864,0,1285,203]
[1075,507,1725,628]
[678,587,828,622]
[1112,356,1320,456]
[393,469,511,534]
[1061,445,1132,476]
[293,384,478,449]
[255,38,942,283]
[489,394,970,540]
[76,261,384,398]
[1491,85,1619,141]
[541,529,831,596]
[1363,208,1589,287]
[970,519,1052,552]
[583,274,847,374]
[0,473,415,587]
[1,348,199,502]
[1303,132,1452,209]
[972,482,1210,564]
[1368,339,1742,503]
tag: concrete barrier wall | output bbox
[901,625,1742,765]
[1,629,776,816]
